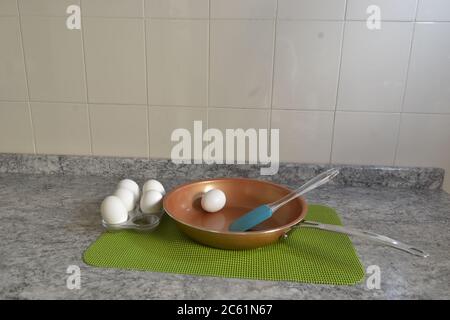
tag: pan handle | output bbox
[287,221,429,258]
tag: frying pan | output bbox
[163,178,428,257]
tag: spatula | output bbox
[229,168,340,232]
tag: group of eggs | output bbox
[100,179,166,225]
[101,178,229,225]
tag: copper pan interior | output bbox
[163,178,307,235]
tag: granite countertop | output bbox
[0,154,449,299]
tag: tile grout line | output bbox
[80,7,94,155]
[79,1,94,156]
[15,0,37,154]
[2,98,450,115]
[143,0,151,159]
[268,0,279,154]
[9,14,450,24]
[207,0,211,127]
[205,0,211,163]
[328,0,348,165]
[393,0,420,166]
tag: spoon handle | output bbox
[293,221,429,258]
[269,168,340,212]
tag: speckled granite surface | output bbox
[0,162,449,299]
[0,153,445,189]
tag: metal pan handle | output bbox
[286,221,429,258]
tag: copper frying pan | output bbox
[163,178,307,250]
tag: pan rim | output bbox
[162,177,308,235]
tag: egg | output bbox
[117,179,140,202]
[140,190,163,214]
[143,179,165,195]
[101,196,128,224]
[201,189,226,213]
[114,188,135,211]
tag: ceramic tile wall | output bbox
[0,0,449,191]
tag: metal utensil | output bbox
[229,168,339,232]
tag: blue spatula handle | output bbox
[228,205,273,232]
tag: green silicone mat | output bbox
[83,205,365,285]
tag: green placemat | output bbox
[83,205,365,285]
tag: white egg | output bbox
[114,188,135,211]
[143,179,165,195]
[101,196,128,224]
[117,179,140,202]
[201,189,226,213]
[140,190,163,214]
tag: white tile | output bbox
[332,112,400,165]
[271,110,334,163]
[396,113,450,191]
[90,104,148,157]
[0,17,28,101]
[147,19,208,107]
[210,20,274,108]
[0,102,34,153]
[338,21,413,112]
[81,0,144,17]
[403,23,450,114]
[417,0,450,22]
[208,108,269,163]
[208,108,269,130]
[83,18,147,105]
[346,0,418,21]
[18,0,80,16]
[31,102,91,155]
[211,0,276,19]
[21,16,87,102]
[145,0,209,18]
[149,106,207,159]
[278,0,346,20]
[0,0,18,15]
[273,21,343,110]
